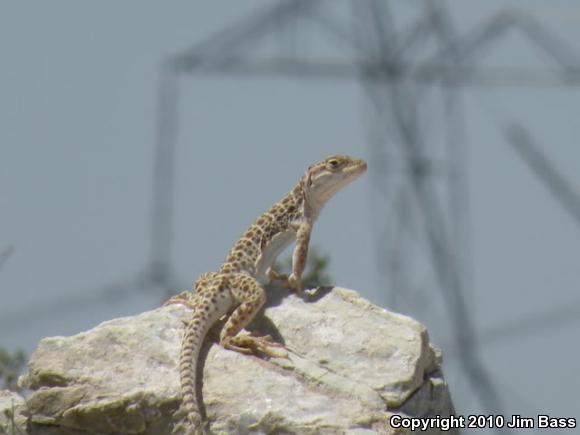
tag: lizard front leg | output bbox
[266,222,311,293]
[287,221,312,293]
[220,273,286,358]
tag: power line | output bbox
[504,123,580,227]
[476,300,580,350]
[0,279,145,331]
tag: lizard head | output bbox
[303,155,367,207]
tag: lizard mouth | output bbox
[345,159,368,176]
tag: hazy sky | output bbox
[1,1,579,431]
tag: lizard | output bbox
[165,155,367,433]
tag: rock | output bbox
[15,287,455,434]
[0,389,28,433]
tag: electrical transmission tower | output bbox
[151,0,580,423]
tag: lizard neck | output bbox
[300,175,326,220]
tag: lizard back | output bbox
[218,182,304,283]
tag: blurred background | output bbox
[1,1,579,433]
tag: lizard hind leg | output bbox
[163,272,221,309]
[220,273,287,358]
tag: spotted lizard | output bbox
[165,155,367,432]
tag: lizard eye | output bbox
[327,158,340,170]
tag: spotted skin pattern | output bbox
[165,155,367,432]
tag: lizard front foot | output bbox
[287,273,303,294]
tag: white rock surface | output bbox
[0,390,28,433]
[8,287,455,434]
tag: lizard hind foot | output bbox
[267,268,289,283]
[163,291,192,307]
[223,334,288,359]
[269,271,303,294]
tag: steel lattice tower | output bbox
[149,0,580,423]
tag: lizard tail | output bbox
[179,315,205,431]
[179,302,229,433]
